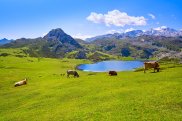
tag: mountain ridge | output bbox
[1,27,181,60]
[86,27,182,42]
[0,38,13,45]
[1,28,83,58]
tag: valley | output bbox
[1,27,182,61]
[1,0,182,120]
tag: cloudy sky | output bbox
[0,0,182,39]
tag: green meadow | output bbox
[0,48,182,121]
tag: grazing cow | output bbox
[67,70,79,78]
[109,71,117,76]
[144,61,160,73]
[14,78,27,87]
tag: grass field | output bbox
[0,49,182,121]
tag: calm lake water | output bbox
[77,60,144,72]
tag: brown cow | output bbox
[144,61,160,73]
[109,71,117,76]
[14,78,27,87]
[67,70,79,78]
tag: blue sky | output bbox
[0,0,182,39]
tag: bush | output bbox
[0,53,10,57]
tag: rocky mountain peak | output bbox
[43,28,81,48]
[43,28,66,40]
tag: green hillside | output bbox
[1,28,181,61]
[0,48,182,121]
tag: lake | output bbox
[77,60,144,72]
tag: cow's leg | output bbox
[154,68,156,73]
[156,68,159,72]
[144,67,146,73]
[67,74,69,78]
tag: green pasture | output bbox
[0,48,182,121]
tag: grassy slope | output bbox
[0,49,182,121]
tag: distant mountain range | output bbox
[0,27,182,61]
[1,27,181,44]
[0,38,13,45]
[86,26,182,42]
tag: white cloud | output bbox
[87,10,147,27]
[154,26,167,30]
[148,13,156,19]
[142,30,146,32]
[43,33,48,36]
[106,29,123,34]
[125,28,135,33]
[73,33,94,40]
[140,38,145,42]
[86,12,104,24]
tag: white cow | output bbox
[14,78,27,87]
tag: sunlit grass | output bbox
[0,49,182,121]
